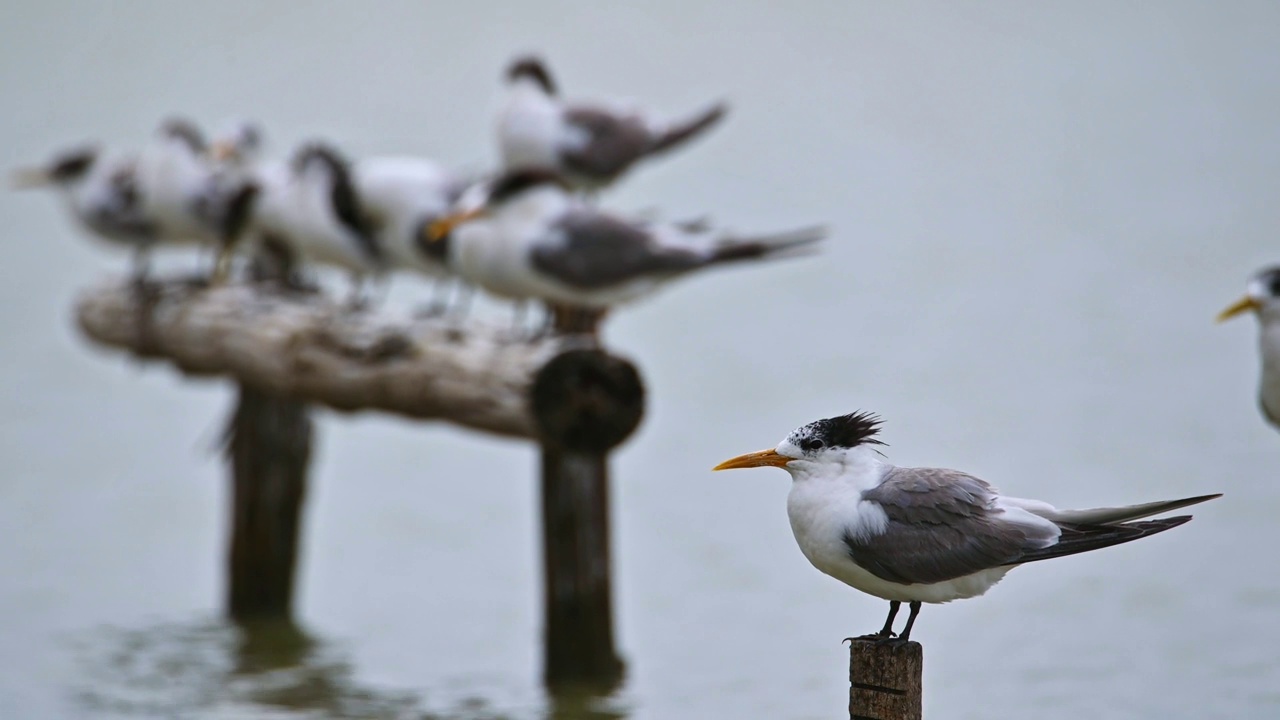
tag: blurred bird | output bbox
[12,143,157,280]
[497,55,727,193]
[423,169,823,336]
[351,156,473,310]
[713,411,1219,645]
[137,118,259,279]
[239,143,382,303]
[1217,266,1280,430]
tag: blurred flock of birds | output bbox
[14,55,823,338]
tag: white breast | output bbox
[1258,321,1280,424]
[497,85,564,172]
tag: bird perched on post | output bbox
[423,168,824,336]
[497,55,727,193]
[234,142,383,303]
[713,411,1219,645]
[137,118,260,279]
[350,156,473,310]
[13,119,257,284]
[12,143,157,280]
[1217,266,1280,431]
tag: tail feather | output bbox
[1011,515,1194,566]
[648,102,728,156]
[1043,493,1221,526]
[706,225,827,265]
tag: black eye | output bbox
[800,438,825,452]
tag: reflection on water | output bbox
[71,617,627,720]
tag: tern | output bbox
[137,118,259,278]
[12,143,157,279]
[497,55,727,192]
[424,169,823,335]
[237,143,382,300]
[1217,266,1280,430]
[714,411,1220,645]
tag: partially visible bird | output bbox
[1218,266,1280,431]
[497,55,727,193]
[135,118,260,280]
[423,169,823,336]
[208,119,265,168]
[714,411,1220,645]
[239,143,382,303]
[12,143,157,280]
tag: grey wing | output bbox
[844,468,1056,585]
[560,106,652,180]
[529,211,704,289]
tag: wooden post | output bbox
[530,348,644,690]
[222,384,313,620]
[222,253,313,621]
[848,639,923,720]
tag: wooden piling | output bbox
[848,638,923,720]
[531,349,644,689]
[222,367,313,621]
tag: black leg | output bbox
[845,601,899,644]
[897,601,922,643]
[130,245,151,290]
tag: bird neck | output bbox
[509,78,555,106]
[785,445,888,493]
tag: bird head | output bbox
[209,120,264,165]
[420,168,569,243]
[713,411,887,479]
[506,55,557,95]
[1219,266,1280,324]
[11,144,100,189]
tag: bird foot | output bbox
[874,636,912,651]
[843,630,895,645]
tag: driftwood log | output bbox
[74,276,644,688]
[75,278,566,438]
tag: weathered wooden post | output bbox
[847,639,923,720]
[223,385,312,619]
[531,349,644,689]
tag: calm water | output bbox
[2,2,1279,718]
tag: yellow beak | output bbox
[425,208,485,242]
[1217,296,1260,322]
[713,448,792,471]
[208,141,237,163]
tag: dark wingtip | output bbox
[708,225,827,264]
[648,101,730,155]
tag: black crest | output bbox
[48,145,99,183]
[1254,266,1280,297]
[506,55,557,95]
[158,117,207,153]
[487,168,569,205]
[802,411,886,449]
